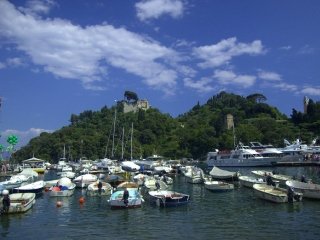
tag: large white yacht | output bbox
[206,143,278,167]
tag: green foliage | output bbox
[11,92,319,162]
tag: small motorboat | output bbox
[286,180,320,200]
[148,190,190,207]
[253,183,303,203]
[86,181,113,196]
[13,180,45,194]
[50,177,76,197]
[0,191,36,214]
[144,177,168,190]
[209,166,240,181]
[239,175,265,188]
[73,174,98,188]
[108,188,143,209]
[204,179,234,192]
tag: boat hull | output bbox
[148,190,190,207]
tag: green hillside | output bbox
[12,92,320,162]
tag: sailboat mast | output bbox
[130,122,133,160]
[121,127,124,160]
[111,106,117,158]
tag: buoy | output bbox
[79,197,85,204]
[56,201,63,207]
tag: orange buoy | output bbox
[79,197,85,204]
[56,201,63,207]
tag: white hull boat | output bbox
[204,179,234,191]
[108,189,143,209]
[0,193,36,214]
[50,177,76,197]
[13,180,45,194]
[239,176,265,188]
[73,174,98,188]
[209,166,240,180]
[253,184,303,203]
[87,181,113,196]
[286,180,320,200]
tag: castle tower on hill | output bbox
[226,114,234,130]
[123,99,150,113]
[304,96,309,114]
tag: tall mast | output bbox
[130,122,133,160]
[111,106,117,158]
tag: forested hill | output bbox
[12,92,320,162]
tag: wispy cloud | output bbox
[301,87,320,96]
[18,0,56,16]
[193,37,265,68]
[279,45,292,51]
[298,45,315,55]
[183,77,214,93]
[273,82,298,92]
[213,70,256,88]
[0,0,180,93]
[136,0,185,21]
[258,70,282,81]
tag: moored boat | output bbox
[86,181,113,196]
[286,180,320,200]
[50,177,76,197]
[204,179,234,191]
[108,188,143,209]
[13,180,45,194]
[239,175,265,188]
[148,190,190,207]
[209,166,240,181]
[73,173,98,188]
[0,192,36,214]
[253,184,303,203]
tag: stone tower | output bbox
[304,96,309,114]
[226,114,234,130]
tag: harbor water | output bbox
[1,166,320,240]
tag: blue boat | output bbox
[108,189,143,209]
[148,190,190,207]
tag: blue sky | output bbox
[0,0,319,149]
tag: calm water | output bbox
[1,166,320,240]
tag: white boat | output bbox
[13,180,45,194]
[0,174,34,192]
[86,181,113,196]
[144,177,168,190]
[209,166,240,180]
[184,166,204,184]
[73,174,98,188]
[116,181,139,190]
[57,171,76,179]
[251,170,292,186]
[277,139,307,163]
[239,175,265,188]
[108,188,143,209]
[204,179,234,191]
[121,161,140,172]
[206,143,277,167]
[44,179,60,188]
[253,184,303,203]
[148,190,190,207]
[50,177,76,197]
[286,180,320,200]
[0,192,36,214]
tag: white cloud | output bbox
[0,62,5,69]
[1,128,53,149]
[273,82,298,92]
[193,37,265,68]
[298,45,315,55]
[279,46,292,51]
[301,87,320,96]
[6,57,24,67]
[213,70,256,88]
[0,0,180,93]
[258,70,282,81]
[18,0,56,16]
[136,0,184,21]
[183,77,214,93]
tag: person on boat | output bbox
[97,180,103,194]
[287,186,295,203]
[2,190,10,213]
[155,180,160,190]
[162,174,167,184]
[266,173,275,186]
[300,175,307,183]
[122,188,129,207]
